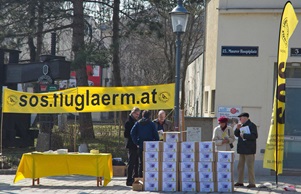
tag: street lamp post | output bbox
[170,0,189,131]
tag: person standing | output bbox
[234,112,258,188]
[153,110,173,140]
[131,110,159,177]
[212,116,235,151]
[153,110,173,131]
[124,107,140,186]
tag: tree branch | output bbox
[84,0,135,21]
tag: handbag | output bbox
[228,129,234,149]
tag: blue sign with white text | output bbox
[221,46,258,56]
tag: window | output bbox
[211,90,215,113]
[204,91,209,112]
[286,63,301,78]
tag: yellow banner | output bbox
[263,2,298,174]
[3,84,175,113]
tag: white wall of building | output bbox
[202,0,301,174]
[185,54,203,117]
[203,0,219,117]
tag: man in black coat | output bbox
[234,112,258,188]
[124,107,140,186]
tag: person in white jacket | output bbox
[212,116,235,151]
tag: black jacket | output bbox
[124,115,138,149]
[234,119,258,154]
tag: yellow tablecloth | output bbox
[14,153,113,186]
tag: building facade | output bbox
[200,0,301,174]
[185,54,204,117]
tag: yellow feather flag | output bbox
[263,1,298,175]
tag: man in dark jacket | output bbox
[234,112,258,188]
[124,107,140,186]
[131,110,159,177]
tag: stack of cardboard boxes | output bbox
[179,141,197,191]
[216,151,235,192]
[138,132,235,192]
[143,141,161,191]
[197,141,216,192]
[161,132,180,191]
[143,132,181,191]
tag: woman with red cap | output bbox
[212,116,235,151]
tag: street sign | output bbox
[291,48,301,56]
[221,46,259,56]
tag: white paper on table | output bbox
[240,126,250,141]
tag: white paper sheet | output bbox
[240,126,250,141]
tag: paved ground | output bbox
[0,173,301,194]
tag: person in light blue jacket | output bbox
[131,110,159,177]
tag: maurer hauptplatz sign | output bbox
[221,46,258,56]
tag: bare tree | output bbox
[119,0,205,110]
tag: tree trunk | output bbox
[111,0,126,122]
[112,0,122,87]
[36,0,44,61]
[72,0,94,140]
[28,2,36,62]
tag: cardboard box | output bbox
[113,166,126,177]
[196,172,216,182]
[216,162,234,172]
[143,161,160,172]
[143,141,162,152]
[162,142,179,152]
[217,181,234,192]
[180,142,197,152]
[162,171,177,182]
[162,152,178,162]
[144,171,160,182]
[197,161,216,172]
[180,152,196,162]
[197,141,215,153]
[217,151,235,162]
[132,178,143,191]
[163,132,181,142]
[162,181,178,192]
[162,162,177,172]
[180,181,196,192]
[197,152,215,162]
[217,172,234,182]
[144,181,160,191]
[179,162,197,172]
[143,151,160,162]
[180,171,196,182]
[197,181,217,192]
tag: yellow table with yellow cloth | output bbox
[13,152,113,186]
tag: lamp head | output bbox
[169,3,190,33]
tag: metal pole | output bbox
[174,31,182,131]
[178,0,183,6]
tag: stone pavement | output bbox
[0,173,300,194]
